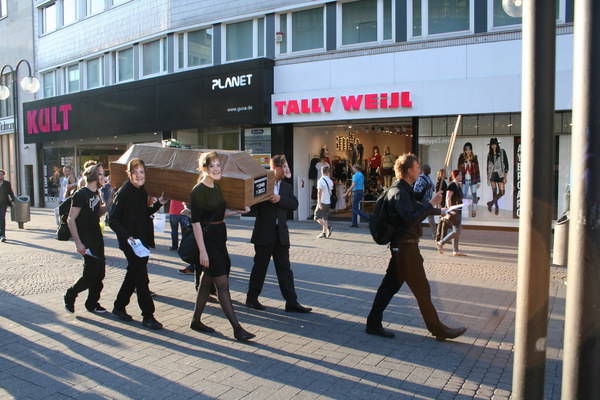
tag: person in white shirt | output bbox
[314,165,334,238]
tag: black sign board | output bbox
[23,58,274,144]
[253,176,268,197]
[513,136,521,218]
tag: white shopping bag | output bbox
[153,213,166,233]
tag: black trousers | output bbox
[247,228,297,303]
[114,245,155,318]
[66,238,105,310]
[367,243,444,335]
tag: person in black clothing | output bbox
[189,151,255,341]
[0,169,16,242]
[109,158,167,330]
[434,168,449,242]
[437,169,467,256]
[63,162,112,314]
[366,154,467,341]
[246,155,312,313]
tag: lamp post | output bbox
[0,59,41,195]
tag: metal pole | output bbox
[512,1,556,399]
[562,0,600,397]
[12,76,20,195]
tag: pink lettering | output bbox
[27,110,39,134]
[341,95,363,111]
[51,107,61,131]
[380,93,388,108]
[59,104,72,130]
[390,92,400,108]
[286,100,300,115]
[321,97,334,112]
[274,101,286,115]
[364,94,378,110]
[38,108,50,133]
[311,98,322,113]
[401,91,413,107]
[300,99,311,113]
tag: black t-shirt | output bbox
[72,187,102,239]
[447,182,463,206]
[190,182,226,223]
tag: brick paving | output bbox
[0,208,566,399]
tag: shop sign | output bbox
[26,104,73,135]
[513,136,521,218]
[212,74,253,90]
[274,91,413,116]
[254,176,268,197]
[0,117,14,135]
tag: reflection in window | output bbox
[86,58,102,89]
[342,0,377,45]
[292,8,324,52]
[187,29,212,67]
[492,0,521,27]
[43,3,57,34]
[429,0,469,35]
[117,48,134,81]
[226,21,253,61]
[63,0,77,25]
[66,64,80,93]
[143,40,162,76]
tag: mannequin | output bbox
[380,145,394,187]
[368,146,381,185]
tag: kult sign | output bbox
[27,104,73,135]
[274,91,412,115]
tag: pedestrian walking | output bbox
[366,154,467,341]
[437,170,467,257]
[344,164,370,227]
[59,165,77,203]
[245,154,312,313]
[63,162,112,314]
[314,165,334,238]
[188,151,255,341]
[413,164,435,238]
[108,158,167,330]
[0,169,16,243]
[434,169,449,242]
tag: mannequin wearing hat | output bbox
[457,142,480,217]
[486,138,509,215]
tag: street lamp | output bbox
[0,59,40,195]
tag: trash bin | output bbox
[552,213,569,266]
[10,195,31,229]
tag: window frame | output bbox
[408,0,474,41]
[140,37,167,78]
[176,27,214,70]
[223,17,266,63]
[336,0,395,49]
[276,6,326,56]
[41,2,58,35]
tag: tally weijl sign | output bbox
[271,90,414,123]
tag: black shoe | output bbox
[245,298,265,311]
[365,326,395,338]
[64,294,75,314]
[434,326,467,341]
[494,205,499,215]
[350,224,359,228]
[86,303,107,314]
[285,303,312,313]
[112,308,133,321]
[142,317,163,330]
[190,320,215,333]
[168,246,178,251]
[487,201,493,212]
[234,327,256,342]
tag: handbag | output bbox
[177,213,214,265]
[323,178,337,206]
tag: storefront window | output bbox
[43,147,75,205]
[86,57,102,89]
[292,7,324,52]
[418,118,432,136]
[66,64,80,93]
[429,0,470,35]
[117,47,134,82]
[431,117,447,136]
[342,0,377,45]
[462,115,478,136]
[494,114,511,136]
[226,20,253,61]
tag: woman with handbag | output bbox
[189,151,255,341]
[436,169,467,257]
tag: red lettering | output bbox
[364,94,378,109]
[51,107,61,131]
[27,110,39,134]
[321,97,334,112]
[380,93,388,108]
[311,98,322,113]
[59,104,72,130]
[274,101,286,115]
[341,95,363,111]
[390,92,400,108]
[286,100,300,114]
[38,108,50,133]
[401,91,413,107]
[300,99,311,113]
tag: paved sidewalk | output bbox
[0,208,566,399]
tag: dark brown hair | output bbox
[394,153,418,179]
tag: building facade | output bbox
[23,0,574,226]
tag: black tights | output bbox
[192,273,241,331]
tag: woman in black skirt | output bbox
[189,151,254,341]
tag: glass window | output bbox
[63,0,77,25]
[226,20,253,61]
[43,3,57,34]
[143,39,162,76]
[87,0,104,15]
[418,118,432,136]
[478,115,494,135]
[493,0,566,28]
[1,0,7,19]
[66,64,80,93]
[188,28,212,67]
[279,14,288,53]
[413,0,422,36]
[431,117,447,136]
[510,113,521,134]
[86,57,102,89]
[383,0,392,40]
[462,115,478,136]
[178,33,184,68]
[117,47,134,81]
[494,114,511,135]
[257,18,265,57]
[429,0,469,35]
[342,0,377,45]
[43,71,56,98]
[292,8,324,52]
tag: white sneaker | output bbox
[316,232,326,238]
[0,236,5,242]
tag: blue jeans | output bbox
[169,214,190,249]
[351,190,370,226]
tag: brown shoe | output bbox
[434,326,467,341]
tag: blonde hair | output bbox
[197,151,219,183]
[394,153,418,180]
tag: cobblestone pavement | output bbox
[0,208,566,399]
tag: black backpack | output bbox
[369,185,396,245]
[56,197,73,241]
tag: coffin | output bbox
[109,143,274,210]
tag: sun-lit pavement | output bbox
[0,208,566,399]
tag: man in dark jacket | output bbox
[366,154,467,341]
[246,155,311,313]
[0,169,16,242]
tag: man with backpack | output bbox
[366,154,467,341]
